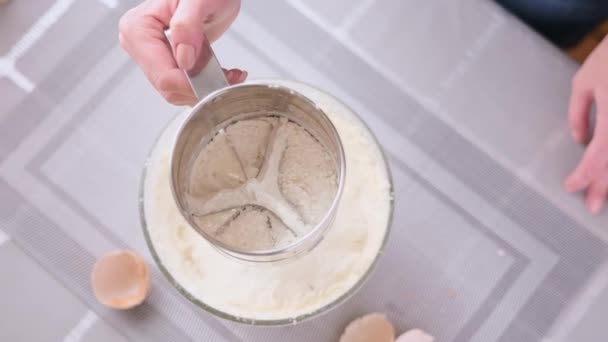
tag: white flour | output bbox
[144,81,392,321]
[185,116,337,250]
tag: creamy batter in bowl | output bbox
[140,80,394,325]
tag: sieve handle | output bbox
[165,31,229,101]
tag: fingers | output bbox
[586,177,608,215]
[564,36,608,214]
[119,0,196,105]
[203,0,241,42]
[224,68,248,84]
[565,91,608,193]
[568,73,593,144]
[161,91,198,106]
[157,69,198,105]
[170,0,221,69]
[119,0,245,106]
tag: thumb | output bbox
[170,0,215,70]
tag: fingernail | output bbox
[176,44,196,70]
[238,70,248,83]
[226,69,236,81]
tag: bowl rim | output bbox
[138,79,395,326]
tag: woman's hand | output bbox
[118,0,246,106]
[565,36,608,215]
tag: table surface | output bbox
[1,0,608,341]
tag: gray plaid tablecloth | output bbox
[2,0,608,341]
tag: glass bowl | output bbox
[139,80,395,326]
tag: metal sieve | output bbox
[167,34,345,262]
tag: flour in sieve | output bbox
[185,116,337,250]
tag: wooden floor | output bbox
[566,21,608,63]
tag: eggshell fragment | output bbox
[91,250,150,309]
[396,329,435,342]
[339,313,395,342]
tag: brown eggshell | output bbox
[91,250,150,309]
[339,313,395,342]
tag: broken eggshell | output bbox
[339,313,395,342]
[91,250,151,309]
[396,329,435,342]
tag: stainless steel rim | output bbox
[169,83,347,262]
